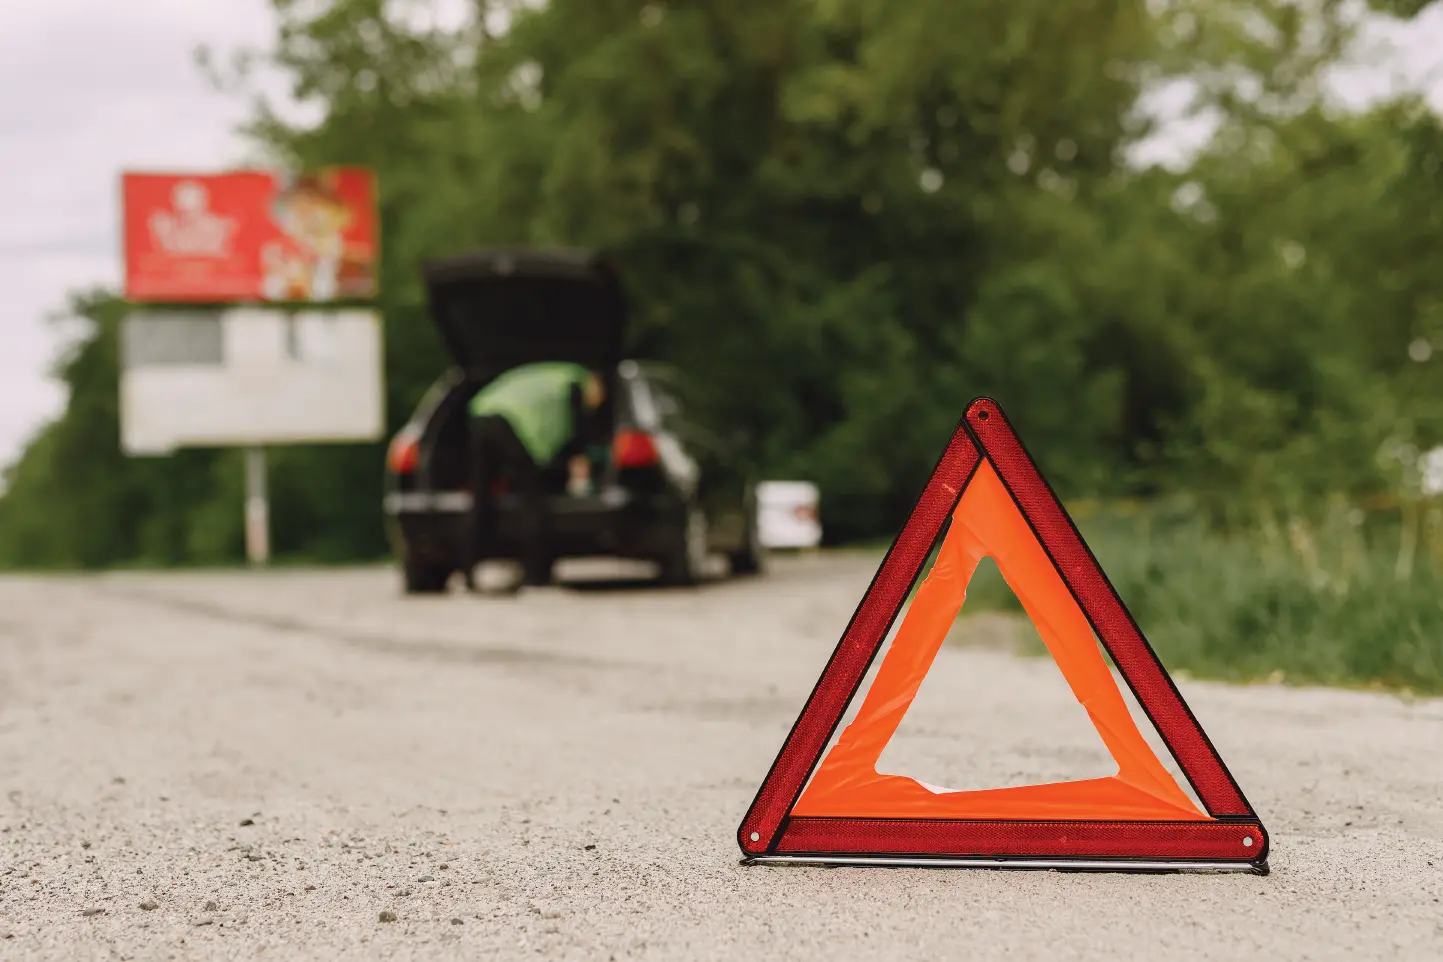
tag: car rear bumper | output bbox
[385,486,681,567]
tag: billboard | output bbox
[119,308,385,455]
[122,168,378,303]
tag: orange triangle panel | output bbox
[737,398,1268,872]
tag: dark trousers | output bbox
[466,415,551,586]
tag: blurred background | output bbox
[2,0,1443,692]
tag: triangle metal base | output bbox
[743,854,1269,875]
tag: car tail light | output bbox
[795,504,819,523]
[387,428,420,475]
[613,429,660,469]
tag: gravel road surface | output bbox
[1,555,1440,960]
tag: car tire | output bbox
[522,556,557,588]
[402,559,452,594]
[728,494,766,577]
[658,502,708,587]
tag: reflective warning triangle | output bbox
[738,398,1269,873]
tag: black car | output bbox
[383,248,765,593]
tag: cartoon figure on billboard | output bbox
[261,170,375,302]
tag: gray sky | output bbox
[0,0,276,473]
[2,1,1443,474]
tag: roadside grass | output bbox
[957,505,1443,696]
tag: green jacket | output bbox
[469,361,594,467]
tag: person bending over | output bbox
[464,362,608,590]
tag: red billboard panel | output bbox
[122,168,378,303]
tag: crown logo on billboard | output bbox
[148,180,238,259]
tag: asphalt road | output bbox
[1,554,1441,960]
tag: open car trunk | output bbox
[419,249,628,495]
[422,249,627,384]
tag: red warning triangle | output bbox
[738,398,1269,873]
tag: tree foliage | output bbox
[3,0,1442,564]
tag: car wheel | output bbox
[728,494,766,576]
[402,559,452,594]
[522,556,557,588]
[658,502,708,586]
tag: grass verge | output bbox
[957,508,1443,696]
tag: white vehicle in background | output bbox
[1422,447,1443,497]
[757,481,822,550]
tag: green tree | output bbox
[4,0,1441,564]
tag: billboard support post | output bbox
[244,446,270,567]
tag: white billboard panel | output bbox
[120,307,384,455]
